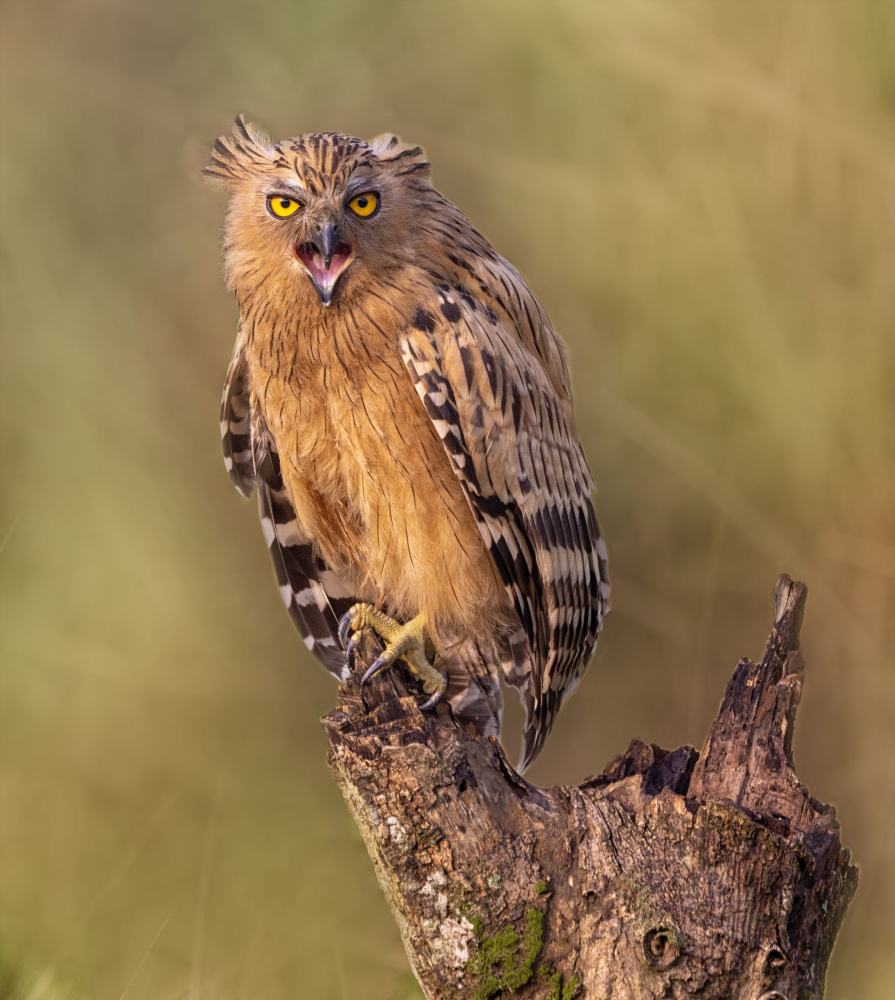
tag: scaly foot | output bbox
[337,604,448,710]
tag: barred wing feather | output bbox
[220,321,255,498]
[400,280,609,770]
[220,333,360,680]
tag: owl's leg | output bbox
[337,605,448,709]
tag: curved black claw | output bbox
[361,656,390,684]
[345,637,358,672]
[337,608,356,647]
[419,688,445,711]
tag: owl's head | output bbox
[206,117,433,307]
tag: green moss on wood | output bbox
[466,907,544,999]
[540,964,580,1000]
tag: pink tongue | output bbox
[309,248,350,280]
[297,241,353,282]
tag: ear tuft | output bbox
[233,114,271,149]
[371,134,431,178]
[371,133,400,153]
[204,116,274,186]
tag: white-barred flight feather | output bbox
[251,410,360,681]
[400,278,609,771]
[220,323,255,499]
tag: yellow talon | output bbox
[337,604,448,706]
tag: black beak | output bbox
[314,220,340,268]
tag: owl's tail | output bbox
[438,634,504,743]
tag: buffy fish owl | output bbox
[206,119,610,771]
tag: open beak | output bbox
[294,220,354,306]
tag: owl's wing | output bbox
[399,280,609,770]
[251,414,360,679]
[220,332,358,680]
[220,321,255,498]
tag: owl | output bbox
[206,118,609,771]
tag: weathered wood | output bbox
[323,576,857,999]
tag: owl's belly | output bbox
[263,368,508,641]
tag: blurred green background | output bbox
[1,1,893,997]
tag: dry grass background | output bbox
[1,1,893,997]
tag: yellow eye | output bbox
[267,196,301,218]
[348,192,380,218]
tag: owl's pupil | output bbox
[280,200,290,208]
[358,198,367,208]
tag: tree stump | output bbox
[323,575,857,999]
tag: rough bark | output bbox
[323,575,857,999]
